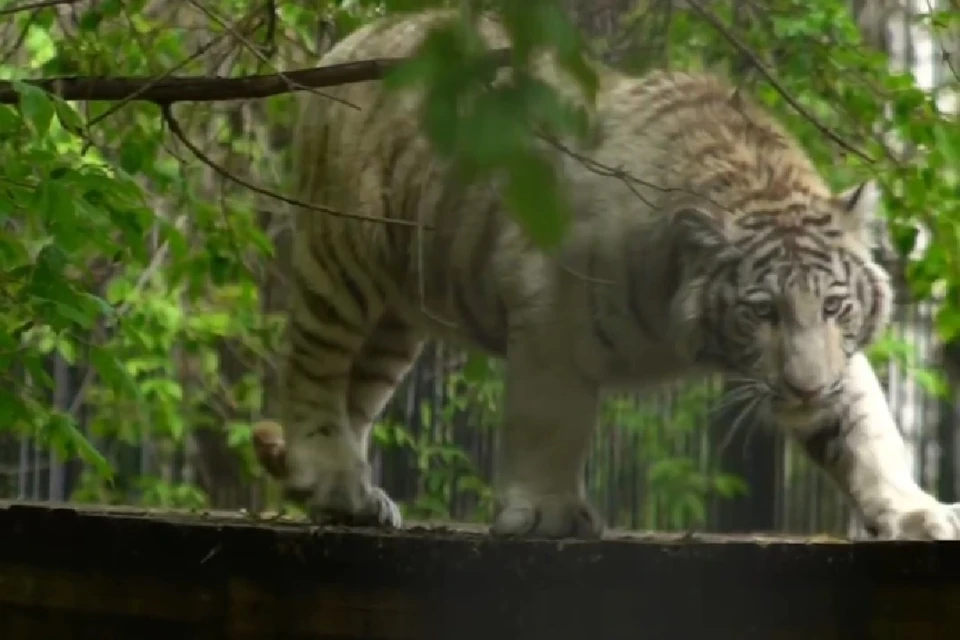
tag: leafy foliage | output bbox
[0,0,956,529]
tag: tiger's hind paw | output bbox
[306,485,403,528]
[490,491,604,539]
[283,454,403,529]
[258,420,402,529]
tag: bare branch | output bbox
[159,103,428,228]
[0,0,81,17]
[0,49,512,105]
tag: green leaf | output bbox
[52,97,84,132]
[25,24,57,67]
[77,0,124,31]
[80,292,115,321]
[51,300,95,328]
[90,345,140,399]
[14,82,55,137]
[227,422,252,447]
[0,229,31,270]
[119,138,147,174]
[933,125,960,168]
[891,223,918,258]
[503,150,570,249]
[47,412,114,480]
[911,368,947,398]
[937,304,960,343]
[463,352,490,382]
[0,386,32,434]
[0,105,22,135]
[78,7,106,32]
[56,335,77,365]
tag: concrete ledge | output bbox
[0,501,958,639]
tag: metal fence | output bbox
[1,266,954,536]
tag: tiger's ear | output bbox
[675,206,729,252]
[834,180,881,246]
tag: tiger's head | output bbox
[672,180,893,422]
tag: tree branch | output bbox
[0,0,81,17]
[0,49,512,105]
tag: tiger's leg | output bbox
[280,233,395,526]
[341,307,426,524]
[490,329,604,538]
[251,310,423,526]
[792,352,960,540]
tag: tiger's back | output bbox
[292,10,568,355]
[290,10,851,363]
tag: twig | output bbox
[684,0,873,163]
[0,48,512,105]
[1,8,38,64]
[159,103,427,228]
[83,3,266,129]
[260,0,277,57]
[184,0,357,110]
[0,0,81,17]
[922,0,960,84]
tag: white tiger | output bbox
[254,9,960,540]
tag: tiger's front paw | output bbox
[873,502,960,540]
[490,489,604,539]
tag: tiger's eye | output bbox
[750,300,777,321]
[823,296,844,317]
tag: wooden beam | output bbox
[0,501,958,639]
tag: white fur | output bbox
[815,353,960,539]
[278,9,960,541]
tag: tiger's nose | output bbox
[783,380,824,403]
